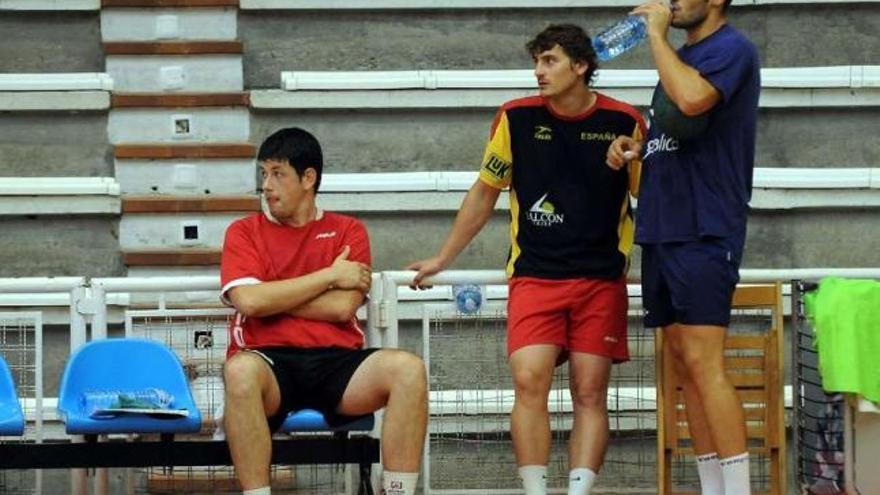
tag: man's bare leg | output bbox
[224,352,282,491]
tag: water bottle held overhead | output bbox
[592,16,647,61]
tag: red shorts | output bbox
[507,276,629,363]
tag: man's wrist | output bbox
[319,266,338,290]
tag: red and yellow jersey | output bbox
[479,93,645,279]
[220,211,371,357]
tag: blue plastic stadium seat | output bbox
[281,409,374,433]
[0,356,25,436]
[57,338,202,435]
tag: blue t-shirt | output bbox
[635,24,760,244]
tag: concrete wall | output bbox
[241,5,880,88]
[0,217,123,277]
[0,113,111,177]
[253,107,880,172]
[0,12,102,73]
[355,208,880,273]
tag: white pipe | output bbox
[0,277,84,293]
[383,270,508,286]
[93,276,219,292]
[383,268,880,287]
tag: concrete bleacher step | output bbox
[114,143,255,159]
[0,72,113,111]
[104,40,243,56]
[0,178,121,215]
[109,106,250,143]
[111,92,249,107]
[106,55,242,92]
[251,66,880,109]
[122,195,258,213]
[120,196,254,266]
[115,158,255,195]
[101,0,238,7]
[124,248,222,266]
[240,0,849,7]
[101,6,238,42]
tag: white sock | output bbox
[382,471,419,495]
[243,487,270,495]
[720,452,750,495]
[695,453,723,495]
[518,465,547,495]
[567,467,597,495]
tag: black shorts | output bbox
[244,346,379,432]
[641,235,744,328]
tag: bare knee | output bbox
[387,351,427,395]
[679,348,725,388]
[570,382,607,412]
[224,353,268,402]
[512,366,552,405]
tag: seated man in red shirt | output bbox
[221,127,427,495]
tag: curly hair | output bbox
[526,24,599,87]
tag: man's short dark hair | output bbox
[257,127,324,193]
[723,0,733,12]
[526,24,599,87]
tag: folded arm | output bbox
[227,245,370,320]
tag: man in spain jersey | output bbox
[221,128,427,495]
[408,25,645,495]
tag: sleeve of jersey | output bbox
[344,220,372,267]
[219,221,263,307]
[478,109,514,190]
[695,40,757,104]
[628,116,647,198]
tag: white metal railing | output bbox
[0,269,879,494]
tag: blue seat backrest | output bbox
[0,356,25,436]
[57,338,202,435]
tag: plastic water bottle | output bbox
[592,16,647,61]
[82,388,174,417]
[453,284,482,315]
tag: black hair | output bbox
[526,24,599,86]
[257,127,324,193]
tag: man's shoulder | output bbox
[226,213,263,236]
[501,95,545,113]
[322,211,367,231]
[594,92,644,125]
[713,24,759,59]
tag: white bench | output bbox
[0,73,113,111]
[251,66,880,109]
[0,177,120,215]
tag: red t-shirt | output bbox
[220,211,371,357]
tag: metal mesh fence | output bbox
[423,293,657,494]
[125,308,355,494]
[667,308,777,494]
[792,282,845,495]
[0,312,43,494]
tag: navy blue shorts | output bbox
[640,236,744,328]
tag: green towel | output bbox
[805,277,880,403]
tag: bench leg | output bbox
[358,462,373,495]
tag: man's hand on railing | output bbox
[405,256,449,290]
